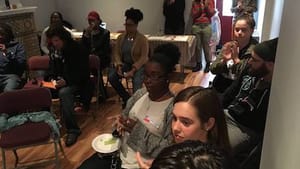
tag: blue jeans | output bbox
[108,64,144,102]
[0,74,22,93]
[58,85,81,134]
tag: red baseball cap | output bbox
[88,11,100,20]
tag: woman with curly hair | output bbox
[79,43,180,169]
[109,8,149,108]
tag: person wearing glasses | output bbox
[136,86,234,169]
[221,38,278,167]
[108,8,149,108]
[78,43,180,169]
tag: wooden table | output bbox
[73,32,197,72]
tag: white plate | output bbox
[91,133,121,153]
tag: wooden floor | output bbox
[1,68,214,169]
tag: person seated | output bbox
[231,0,257,19]
[81,10,111,100]
[40,11,74,55]
[137,86,238,169]
[221,38,278,166]
[150,140,232,169]
[108,8,149,108]
[210,14,258,93]
[45,24,90,147]
[0,23,26,93]
[78,43,180,169]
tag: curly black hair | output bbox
[150,43,181,74]
[150,140,232,169]
[0,23,14,43]
[125,8,143,24]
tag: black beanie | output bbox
[253,38,278,62]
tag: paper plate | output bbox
[92,133,121,153]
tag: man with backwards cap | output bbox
[82,11,111,101]
[221,38,278,166]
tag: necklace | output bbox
[127,37,134,41]
[127,35,135,42]
[126,32,136,42]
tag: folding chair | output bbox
[24,55,50,89]
[0,87,64,169]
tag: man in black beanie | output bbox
[221,38,278,168]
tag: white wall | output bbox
[55,0,193,34]
[3,0,193,34]
[20,0,57,31]
[260,0,284,41]
[56,0,165,34]
[260,0,300,168]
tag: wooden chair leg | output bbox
[54,140,61,169]
[13,149,18,167]
[58,139,65,158]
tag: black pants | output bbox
[79,80,95,111]
[212,75,234,93]
[78,152,122,169]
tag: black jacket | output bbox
[46,40,89,87]
[221,71,271,133]
[163,0,185,30]
[81,27,111,69]
[0,41,26,76]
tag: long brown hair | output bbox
[174,86,231,152]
